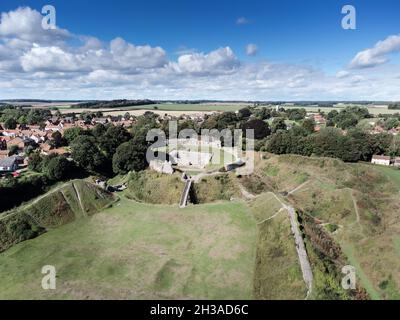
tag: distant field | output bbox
[58,103,248,115]
[283,105,398,115]
[18,102,395,116]
[0,198,257,300]
[137,103,248,112]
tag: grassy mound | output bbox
[124,171,241,205]
[124,171,183,204]
[192,173,241,203]
[0,180,114,252]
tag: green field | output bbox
[133,103,247,112]
[61,103,248,115]
[56,102,400,116]
[0,198,258,300]
[283,105,398,115]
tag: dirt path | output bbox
[191,171,223,183]
[288,180,311,195]
[238,183,256,200]
[257,207,285,225]
[72,182,85,216]
[350,191,361,224]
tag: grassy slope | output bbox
[245,192,307,299]
[0,180,114,252]
[0,198,257,300]
[373,165,400,189]
[245,153,400,299]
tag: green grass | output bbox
[0,198,257,300]
[262,164,280,177]
[193,174,241,203]
[372,166,400,189]
[253,212,307,299]
[248,192,282,223]
[394,238,400,258]
[341,244,381,300]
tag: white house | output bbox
[371,155,391,166]
[0,156,20,172]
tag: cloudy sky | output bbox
[0,0,400,100]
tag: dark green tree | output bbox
[112,136,148,174]
[242,119,271,139]
[4,117,17,129]
[71,136,106,173]
[271,117,287,133]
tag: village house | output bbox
[45,123,63,132]
[1,130,17,138]
[371,155,391,166]
[92,117,109,125]
[371,125,400,136]
[7,137,25,149]
[0,155,23,172]
[313,114,327,125]
[394,157,400,168]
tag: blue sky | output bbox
[0,0,400,100]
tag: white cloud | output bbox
[350,34,400,69]
[336,70,350,78]
[245,43,258,56]
[110,37,167,70]
[21,45,84,72]
[236,17,250,25]
[1,7,400,100]
[0,7,70,44]
[173,47,240,75]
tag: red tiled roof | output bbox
[372,155,391,160]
